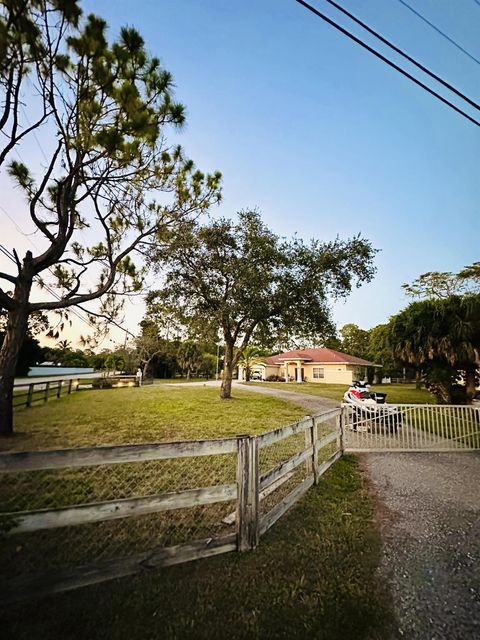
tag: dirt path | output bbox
[160,380,340,415]
[362,452,480,640]
[233,381,340,415]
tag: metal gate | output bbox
[343,403,480,452]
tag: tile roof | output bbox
[264,348,377,367]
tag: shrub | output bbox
[92,378,115,389]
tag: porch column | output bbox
[238,366,244,382]
[296,362,302,383]
[284,362,290,383]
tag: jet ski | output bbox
[343,381,402,433]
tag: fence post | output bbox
[67,379,73,394]
[44,381,50,403]
[56,380,62,398]
[311,417,319,484]
[304,416,318,483]
[338,406,346,454]
[236,435,259,551]
[26,383,34,408]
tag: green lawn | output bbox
[245,382,434,404]
[5,385,307,452]
[2,386,397,639]
[154,377,208,383]
[1,455,395,640]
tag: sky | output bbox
[1,0,479,349]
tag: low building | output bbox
[239,348,380,385]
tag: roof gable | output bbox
[265,348,377,367]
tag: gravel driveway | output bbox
[233,381,340,415]
[362,452,480,639]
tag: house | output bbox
[239,348,380,385]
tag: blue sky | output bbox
[1,0,479,345]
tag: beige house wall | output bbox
[263,365,280,379]
[255,362,372,384]
[302,363,352,384]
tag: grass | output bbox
[1,455,395,640]
[245,381,434,404]
[154,377,208,384]
[5,385,307,452]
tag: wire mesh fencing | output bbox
[0,439,238,600]
[4,401,479,602]
[257,409,342,535]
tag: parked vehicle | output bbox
[343,381,402,433]
[251,372,262,381]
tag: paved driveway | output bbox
[363,452,480,640]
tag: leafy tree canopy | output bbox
[387,294,480,402]
[402,264,480,300]
[146,210,377,398]
[339,323,370,359]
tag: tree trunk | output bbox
[245,366,251,382]
[415,369,422,390]
[464,363,477,399]
[220,339,234,399]
[0,276,32,435]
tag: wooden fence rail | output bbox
[13,374,149,410]
[6,399,479,603]
[0,408,343,603]
[12,378,82,409]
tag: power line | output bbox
[397,0,480,66]
[0,206,102,328]
[323,0,480,112]
[0,239,135,339]
[0,195,136,339]
[0,241,91,328]
[294,0,480,127]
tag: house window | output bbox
[313,367,324,379]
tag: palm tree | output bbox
[388,294,480,402]
[237,346,264,382]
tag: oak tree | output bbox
[147,210,377,398]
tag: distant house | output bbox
[239,348,380,385]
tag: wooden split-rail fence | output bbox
[2,401,478,603]
[0,408,342,603]
[13,374,154,410]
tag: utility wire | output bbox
[323,0,480,112]
[0,206,101,331]
[294,0,480,127]
[0,241,92,328]
[397,0,480,66]
[0,239,135,339]
[0,209,89,325]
